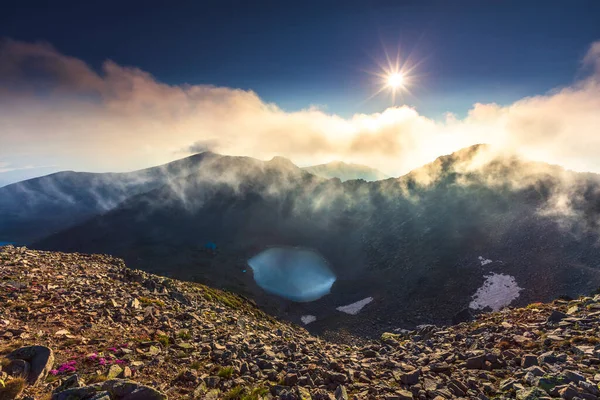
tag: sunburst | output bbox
[363,46,421,104]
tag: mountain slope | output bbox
[3,246,600,400]
[0,152,224,243]
[303,161,389,181]
[33,145,600,337]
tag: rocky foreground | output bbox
[2,246,600,399]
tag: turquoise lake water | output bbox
[247,247,336,302]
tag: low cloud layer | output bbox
[1,38,600,183]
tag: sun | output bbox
[363,48,420,104]
[387,72,405,88]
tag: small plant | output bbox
[571,335,600,345]
[0,377,25,400]
[177,329,192,340]
[190,361,202,370]
[86,374,108,384]
[217,366,234,379]
[526,302,544,310]
[139,297,165,307]
[521,341,540,350]
[156,334,170,348]
[241,387,270,400]
[223,386,245,399]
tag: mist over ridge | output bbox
[3,143,595,337]
[2,38,600,186]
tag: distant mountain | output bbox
[0,166,60,188]
[0,152,224,243]
[32,145,600,337]
[303,161,389,181]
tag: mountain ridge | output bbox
[29,145,600,338]
[302,161,389,182]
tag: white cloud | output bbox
[1,38,600,177]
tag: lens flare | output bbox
[363,46,422,104]
[387,72,404,88]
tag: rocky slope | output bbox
[32,146,600,337]
[3,246,600,399]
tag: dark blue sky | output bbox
[3,0,600,117]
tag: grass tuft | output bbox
[0,377,25,400]
[177,329,192,340]
[217,366,234,379]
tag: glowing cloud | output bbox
[1,38,600,182]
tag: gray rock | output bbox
[429,362,450,373]
[52,379,167,400]
[465,354,486,369]
[516,387,545,400]
[52,374,83,394]
[52,387,100,400]
[395,389,414,400]
[283,373,299,386]
[559,385,580,400]
[539,351,558,364]
[89,392,111,400]
[4,359,30,378]
[329,372,347,384]
[7,345,54,385]
[564,370,585,384]
[334,385,348,400]
[547,310,567,323]
[521,354,539,368]
[397,369,420,385]
[204,376,221,388]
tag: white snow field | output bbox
[478,256,493,266]
[336,297,374,315]
[469,273,522,311]
[301,315,317,325]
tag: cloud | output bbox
[1,38,600,178]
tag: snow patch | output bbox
[336,297,373,315]
[478,256,493,266]
[469,273,522,312]
[301,315,317,325]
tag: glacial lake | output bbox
[248,247,336,302]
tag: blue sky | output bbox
[2,1,600,186]
[2,0,600,118]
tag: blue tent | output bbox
[205,242,217,251]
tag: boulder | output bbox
[53,374,84,394]
[3,359,30,378]
[6,345,54,385]
[52,379,167,400]
[547,310,567,323]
